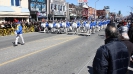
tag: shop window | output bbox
[15,0,20,6]
[63,6,65,11]
[51,4,53,10]
[54,4,57,10]
[11,0,20,6]
[60,6,62,11]
[11,0,14,6]
[58,5,60,11]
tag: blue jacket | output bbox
[16,24,23,34]
[98,21,102,26]
[66,22,70,27]
[77,22,81,27]
[46,22,49,27]
[53,22,56,27]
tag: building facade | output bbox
[28,0,47,22]
[69,3,77,20]
[48,0,67,20]
[0,0,30,23]
[65,2,70,20]
[96,9,106,19]
[82,3,88,20]
[88,7,94,20]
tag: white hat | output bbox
[119,26,129,40]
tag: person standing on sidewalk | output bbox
[14,22,25,46]
[128,21,133,43]
[93,25,129,74]
[118,22,133,69]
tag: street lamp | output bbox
[94,0,99,20]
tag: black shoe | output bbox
[14,44,18,46]
[21,43,25,45]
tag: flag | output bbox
[78,0,88,3]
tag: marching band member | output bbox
[96,20,100,32]
[91,20,96,34]
[86,21,91,36]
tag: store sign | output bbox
[54,11,64,15]
[37,12,46,17]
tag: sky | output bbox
[66,0,133,16]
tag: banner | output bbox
[78,0,88,3]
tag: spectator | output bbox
[119,22,133,65]
[0,22,5,29]
[93,25,129,74]
[128,21,133,43]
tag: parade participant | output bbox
[95,20,100,32]
[98,20,102,31]
[14,21,25,46]
[41,18,48,33]
[119,22,133,67]
[91,20,96,34]
[86,21,91,36]
[61,20,67,33]
[71,21,78,33]
[93,24,129,74]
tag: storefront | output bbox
[0,0,30,23]
[49,0,66,20]
[0,6,29,23]
[29,0,47,22]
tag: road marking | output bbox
[77,54,95,74]
[0,36,79,66]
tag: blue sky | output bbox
[66,0,133,16]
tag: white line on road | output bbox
[77,54,95,74]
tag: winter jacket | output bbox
[93,38,129,74]
[122,40,133,56]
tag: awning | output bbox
[70,13,77,16]
[0,6,14,12]
[21,8,29,13]
[0,15,29,18]
[83,4,88,8]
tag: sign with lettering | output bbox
[54,11,64,15]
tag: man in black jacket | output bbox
[93,25,129,74]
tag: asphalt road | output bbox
[0,31,132,74]
[0,32,58,49]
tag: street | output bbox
[0,31,133,74]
